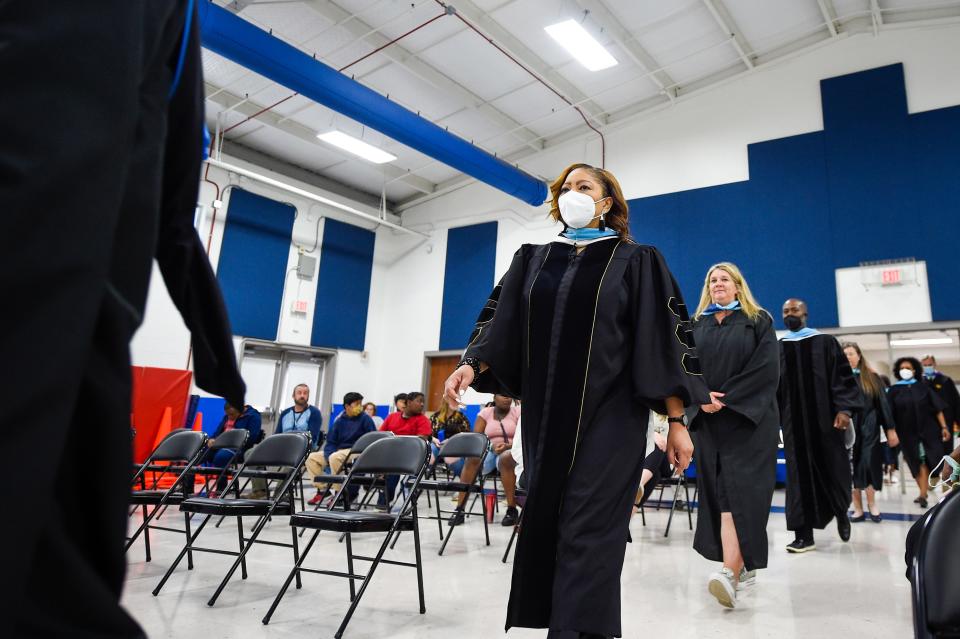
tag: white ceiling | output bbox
[203,0,960,211]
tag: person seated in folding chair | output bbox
[634,423,669,513]
[305,391,375,506]
[379,391,432,507]
[429,397,472,476]
[247,383,321,498]
[451,394,521,527]
[195,402,261,496]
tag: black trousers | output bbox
[0,2,192,635]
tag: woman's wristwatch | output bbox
[457,356,482,380]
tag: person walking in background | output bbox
[887,357,950,508]
[690,263,780,608]
[842,343,899,522]
[778,299,862,553]
[444,162,705,639]
[921,354,960,460]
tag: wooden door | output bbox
[426,355,462,412]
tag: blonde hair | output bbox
[694,262,765,321]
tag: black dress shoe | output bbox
[449,509,465,526]
[837,513,851,542]
[869,513,882,523]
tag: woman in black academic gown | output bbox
[689,263,779,609]
[887,356,950,508]
[841,343,899,521]
[444,163,707,639]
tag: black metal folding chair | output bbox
[263,436,430,639]
[127,430,208,562]
[412,432,490,555]
[152,431,311,606]
[661,467,695,538]
[911,488,960,638]
[501,487,527,563]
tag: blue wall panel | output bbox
[629,64,960,327]
[311,218,376,350]
[217,188,296,340]
[439,222,499,351]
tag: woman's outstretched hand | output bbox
[444,364,475,410]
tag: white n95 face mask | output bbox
[899,368,915,380]
[558,191,606,229]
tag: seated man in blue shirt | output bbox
[306,391,375,505]
[247,384,322,497]
[194,402,261,496]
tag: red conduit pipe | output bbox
[433,0,606,167]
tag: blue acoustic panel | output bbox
[439,222,499,350]
[195,397,227,436]
[629,63,960,327]
[217,188,296,339]
[311,218,376,350]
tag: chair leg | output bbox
[345,533,356,602]
[262,529,322,625]
[291,525,302,590]
[333,526,398,639]
[664,480,681,538]
[481,490,490,546]
[656,484,666,510]
[434,486,443,540]
[236,516,248,580]
[185,512,194,570]
[412,508,426,614]
[437,514,456,556]
[684,479,693,531]
[142,505,152,562]
[640,504,646,526]
[153,514,212,596]
[207,513,270,606]
[501,514,521,564]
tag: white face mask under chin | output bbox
[558,191,607,229]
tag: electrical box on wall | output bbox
[297,254,316,280]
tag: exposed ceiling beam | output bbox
[816,0,841,37]
[702,0,756,70]
[574,0,678,100]
[203,81,437,195]
[447,0,609,125]
[301,0,543,153]
[218,139,396,212]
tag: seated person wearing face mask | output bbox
[305,392,376,505]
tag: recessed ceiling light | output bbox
[544,19,618,71]
[889,337,953,346]
[317,131,397,164]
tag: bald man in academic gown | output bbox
[777,299,862,553]
[460,236,708,638]
[0,2,244,635]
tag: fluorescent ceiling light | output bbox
[889,337,954,347]
[317,131,397,164]
[544,19,617,71]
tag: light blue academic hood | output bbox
[198,2,548,206]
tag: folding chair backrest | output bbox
[210,428,250,451]
[917,489,960,632]
[245,432,311,467]
[352,437,428,476]
[436,432,488,458]
[350,430,394,454]
[151,430,207,462]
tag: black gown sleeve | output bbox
[717,312,780,426]
[942,376,960,425]
[826,337,863,415]
[155,9,245,409]
[876,389,897,432]
[925,385,948,416]
[463,245,530,398]
[630,246,709,413]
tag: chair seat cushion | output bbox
[130,490,187,505]
[180,497,293,516]
[290,509,414,533]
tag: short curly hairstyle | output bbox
[893,356,923,379]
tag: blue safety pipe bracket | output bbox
[198,2,548,206]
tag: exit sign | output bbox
[882,269,901,285]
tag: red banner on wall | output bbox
[131,367,193,463]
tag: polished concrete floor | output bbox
[123,479,928,638]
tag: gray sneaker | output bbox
[737,567,756,590]
[708,567,737,609]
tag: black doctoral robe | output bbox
[924,372,960,457]
[887,382,947,476]
[464,237,707,637]
[851,372,896,491]
[691,310,779,570]
[778,333,862,531]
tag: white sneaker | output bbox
[708,568,737,609]
[737,567,756,590]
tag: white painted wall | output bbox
[133,22,960,409]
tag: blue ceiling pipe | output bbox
[198,2,548,206]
